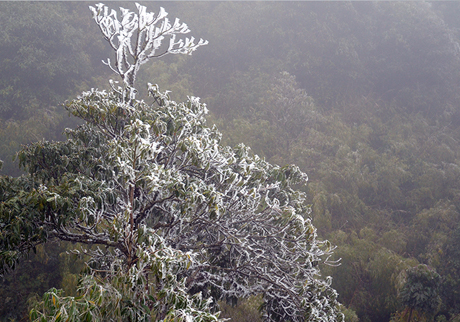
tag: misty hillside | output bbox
[1,2,460,321]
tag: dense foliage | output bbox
[3,1,460,321]
[0,2,110,176]
[397,265,441,321]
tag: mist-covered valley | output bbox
[1,2,460,321]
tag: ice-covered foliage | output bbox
[0,3,343,321]
[29,227,219,321]
[89,3,208,100]
[20,83,342,321]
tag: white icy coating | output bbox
[50,84,342,321]
[29,3,342,321]
[89,3,208,99]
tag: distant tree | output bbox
[438,224,460,319]
[0,3,343,321]
[396,264,441,322]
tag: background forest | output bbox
[1,1,460,321]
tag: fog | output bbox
[1,2,460,321]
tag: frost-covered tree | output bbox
[0,3,343,321]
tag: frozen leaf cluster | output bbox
[30,227,219,322]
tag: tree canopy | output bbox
[0,3,342,321]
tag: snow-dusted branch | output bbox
[89,3,208,99]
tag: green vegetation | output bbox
[0,2,110,176]
[2,1,460,321]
